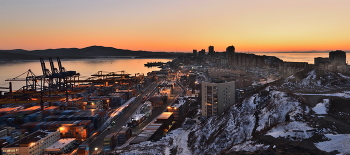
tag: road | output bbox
[88,81,160,154]
[131,84,182,135]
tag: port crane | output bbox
[39,57,80,91]
[40,57,53,90]
[66,70,143,88]
[4,57,79,95]
[5,69,41,91]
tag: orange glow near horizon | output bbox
[1,1,350,52]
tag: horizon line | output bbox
[0,45,349,53]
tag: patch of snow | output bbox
[312,99,329,115]
[113,128,191,155]
[229,141,269,152]
[315,134,350,154]
[301,70,318,86]
[295,91,350,98]
[120,148,163,155]
[164,146,170,155]
[338,73,350,79]
[279,69,350,93]
[172,129,191,155]
[266,121,314,141]
[286,75,295,80]
[257,91,308,131]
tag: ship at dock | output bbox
[144,62,165,67]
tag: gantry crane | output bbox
[5,69,41,91]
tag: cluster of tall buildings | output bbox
[191,47,348,118]
[192,46,349,74]
[193,45,236,57]
[314,50,347,72]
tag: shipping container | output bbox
[77,144,89,155]
[117,127,132,144]
[103,132,117,152]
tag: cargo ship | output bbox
[144,62,165,67]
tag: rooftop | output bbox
[157,112,173,120]
[4,130,57,148]
[45,138,76,152]
[144,123,162,130]
[171,99,187,108]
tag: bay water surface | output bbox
[1,52,349,91]
[0,58,172,91]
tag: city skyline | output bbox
[1,0,350,52]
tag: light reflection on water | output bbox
[253,52,350,64]
[1,53,349,90]
[0,58,171,90]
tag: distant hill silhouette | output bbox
[0,46,186,60]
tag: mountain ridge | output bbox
[0,46,186,60]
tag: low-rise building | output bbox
[2,130,60,155]
[44,138,77,155]
[167,98,189,121]
[155,112,174,133]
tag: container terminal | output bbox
[0,57,196,155]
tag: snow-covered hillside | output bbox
[110,129,192,155]
[188,90,313,154]
[278,69,350,92]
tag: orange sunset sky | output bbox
[0,0,349,52]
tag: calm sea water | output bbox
[0,58,172,91]
[253,52,350,64]
[1,53,349,91]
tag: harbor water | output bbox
[0,58,172,91]
[1,52,350,91]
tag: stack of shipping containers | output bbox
[117,127,132,144]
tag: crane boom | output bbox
[40,57,51,77]
[49,57,59,74]
[57,57,66,73]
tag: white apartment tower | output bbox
[201,81,235,117]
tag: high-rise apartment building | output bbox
[198,49,206,57]
[226,45,235,56]
[193,49,198,56]
[329,50,346,66]
[201,81,235,117]
[208,46,214,57]
[314,50,347,72]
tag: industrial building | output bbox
[155,112,174,133]
[44,138,77,155]
[167,98,189,121]
[21,120,94,140]
[201,81,235,117]
[1,130,60,155]
[44,110,107,129]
